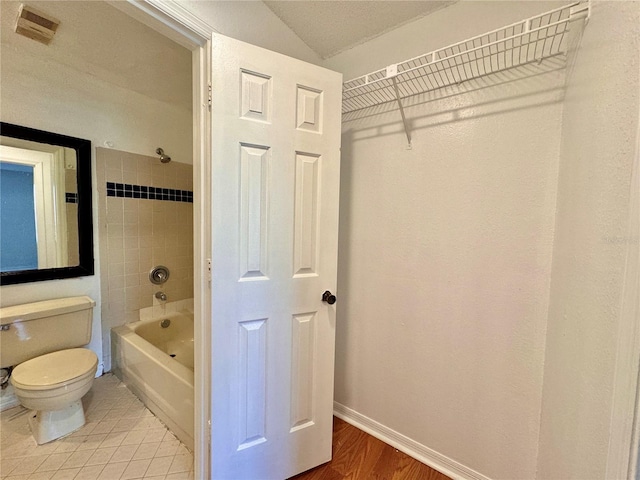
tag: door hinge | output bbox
[208,83,212,108]
[206,258,211,281]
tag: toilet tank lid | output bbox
[0,296,96,324]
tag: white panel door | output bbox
[210,33,342,479]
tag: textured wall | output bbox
[537,2,640,478]
[333,2,566,477]
[0,1,193,163]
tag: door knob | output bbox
[322,291,336,305]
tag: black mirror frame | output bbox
[0,122,94,285]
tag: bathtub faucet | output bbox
[155,291,167,302]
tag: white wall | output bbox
[537,2,640,478]
[332,2,566,478]
[0,1,193,164]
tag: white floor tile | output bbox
[84,447,117,467]
[96,461,127,480]
[1,375,193,480]
[75,434,108,452]
[121,458,151,480]
[121,430,147,447]
[144,457,172,478]
[4,474,31,480]
[153,442,178,459]
[74,464,105,480]
[110,445,137,464]
[165,471,192,480]
[0,458,21,477]
[132,443,160,461]
[99,431,127,449]
[50,468,81,480]
[9,455,49,476]
[52,439,80,455]
[27,472,55,480]
[61,450,93,469]
[34,453,72,473]
[90,421,116,436]
[167,455,192,475]
[141,429,165,445]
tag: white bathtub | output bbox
[112,311,194,449]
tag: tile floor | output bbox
[0,374,193,480]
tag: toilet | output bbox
[0,296,98,444]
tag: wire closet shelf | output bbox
[342,1,590,146]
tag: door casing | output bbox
[106,1,212,478]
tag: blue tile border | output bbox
[66,192,78,204]
[106,182,193,203]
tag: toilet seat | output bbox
[12,348,98,391]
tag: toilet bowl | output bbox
[0,296,98,444]
[12,348,98,444]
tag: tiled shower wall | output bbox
[96,147,193,371]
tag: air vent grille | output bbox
[15,4,60,45]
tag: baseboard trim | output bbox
[333,402,491,480]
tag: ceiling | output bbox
[0,0,456,112]
[263,1,456,59]
[0,1,192,110]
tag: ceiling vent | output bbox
[15,4,60,45]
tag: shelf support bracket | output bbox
[570,0,591,24]
[391,76,412,149]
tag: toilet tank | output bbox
[0,296,95,369]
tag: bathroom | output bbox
[0,0,196,477]
[1,1,640,480]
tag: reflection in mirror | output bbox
[0,123,93,285]
[0,142,79,270]
[0,160,37,271]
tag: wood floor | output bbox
[290,418,451,480]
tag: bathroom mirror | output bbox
[0,122,94,285]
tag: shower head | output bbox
[156,147,171,163]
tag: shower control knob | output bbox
[149,265,170,285]
[322,291,337,305]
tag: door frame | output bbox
[106,1,212,478]
[0,145,62,269]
